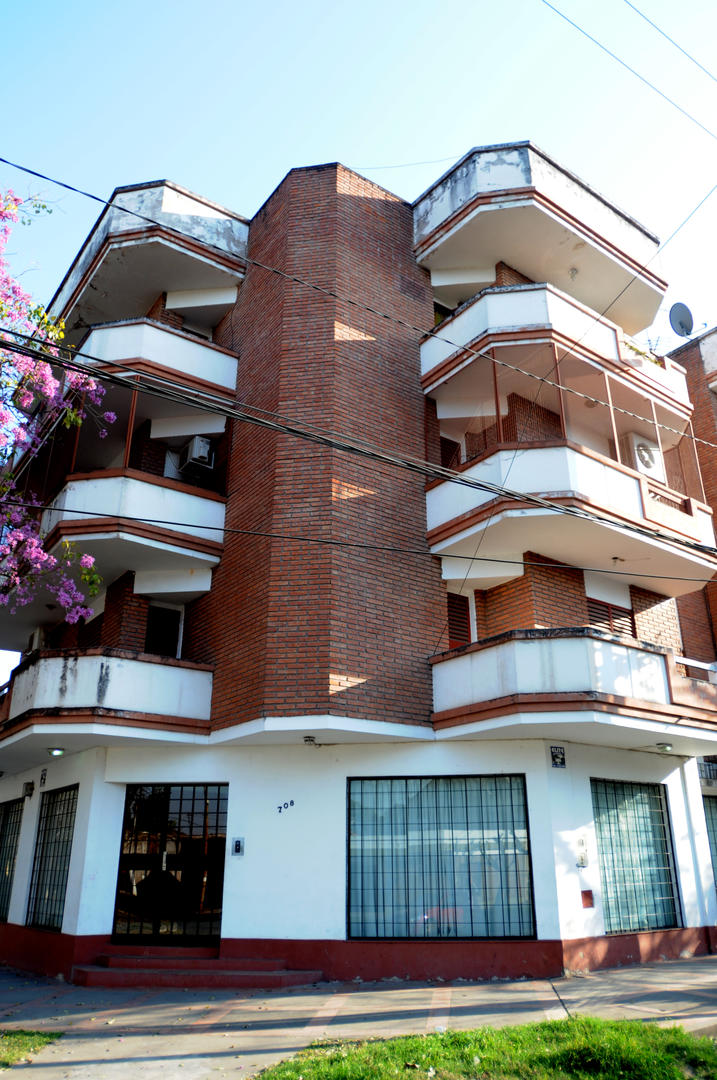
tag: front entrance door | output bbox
[112,784,228,942]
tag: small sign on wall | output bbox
[550,745,566,768]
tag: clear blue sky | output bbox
[2,0,717,677]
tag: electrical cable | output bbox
[621,0,717,85]
[3,334,717,566]
[539,1,717,145]
[5,496,716,585]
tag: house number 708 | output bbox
[277,800,295,813]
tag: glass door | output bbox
[113,784,227,942]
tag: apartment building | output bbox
[1,143,717,986]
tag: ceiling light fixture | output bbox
[47,747,65,758]
[656,742,673,753]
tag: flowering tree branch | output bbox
[0,190,110,624]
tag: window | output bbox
[447,593,471,649]
[27,785,79,931]
[145,603,183,658]
[590,778,679,934]
[587,598,636,638]
[0,798,23,921]
[703,796,717,893]
[348,776,534,939]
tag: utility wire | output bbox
[621,0,717,84]
[540,1,717,145]
[2,155,716,456]
[7,496,716,585]
[4,334,717,566]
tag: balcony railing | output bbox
[5,648,213,725]
[431,629,717,749]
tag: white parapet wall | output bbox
[432,633,670,714]
[42,473,226,546]
[84,321,238,391]
[8,653,213,721]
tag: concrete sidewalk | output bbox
[1,956,716,1078]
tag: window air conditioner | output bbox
[178,435,213,471]
[620,431,666,484]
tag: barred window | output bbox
[703,796,717,893]
[348,776,534,939]
[27,785,79,931]
[0,798,23,921]
[591,778,679,934]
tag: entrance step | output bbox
[71,964,324,989]
[97,953,289,972]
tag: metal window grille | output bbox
[0,799,23,922]
[113,784,228,939]
[699,758,717,781]
[27,785,79,931]
[590,778,679,934]
[348,775,535,939]
[703,796,717,893]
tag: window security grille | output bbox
[590,778,679,934]
[27,785,79,931]
[348,776,534,939]
[703,796,717,893]
[587,598,636,638]
[0,798,23,921]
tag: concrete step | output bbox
[71,965,324,989]
[100,945,219,959]
[97,953,288,971]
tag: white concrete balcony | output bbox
[421,284,688,407]
[413,142,665,335]
[6,649,213,723]
[41,470,224,597]
[83,320,238,392]
[431,629,717,755]
[51,181,247,345]
[427,446,716,596]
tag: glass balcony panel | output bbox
[608,375,661,474]
[654,407,704,502]
[495,345,563,447]
[560,355,616,460]
[434,353,499,467]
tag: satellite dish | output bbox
[669,302,694,337]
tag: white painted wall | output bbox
[9,653,212,721]
[85,322,238,391]
[42,473,225,545]
[0,736,712,946]
[432,634,669,714]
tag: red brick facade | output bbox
[186,165,447,729]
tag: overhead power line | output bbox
[540,1,717,145]
[7,496,716,586]
[3,333,717,567]
[621,0,717,84]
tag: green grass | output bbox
[0,1028,61,1069]
[257,1017,717,1080]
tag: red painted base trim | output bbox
[0,924,111,981]
[1,926,713,984]
[562,927,711,973]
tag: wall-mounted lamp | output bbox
[47,747,65,758]
[22,781,34,798]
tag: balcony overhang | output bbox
[427,446,716,594]
[413,143,666,336]
[49,181,248,343]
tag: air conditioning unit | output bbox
[179,436,213,471]
[620,431,665,484]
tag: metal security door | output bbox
[112,784,227,942]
